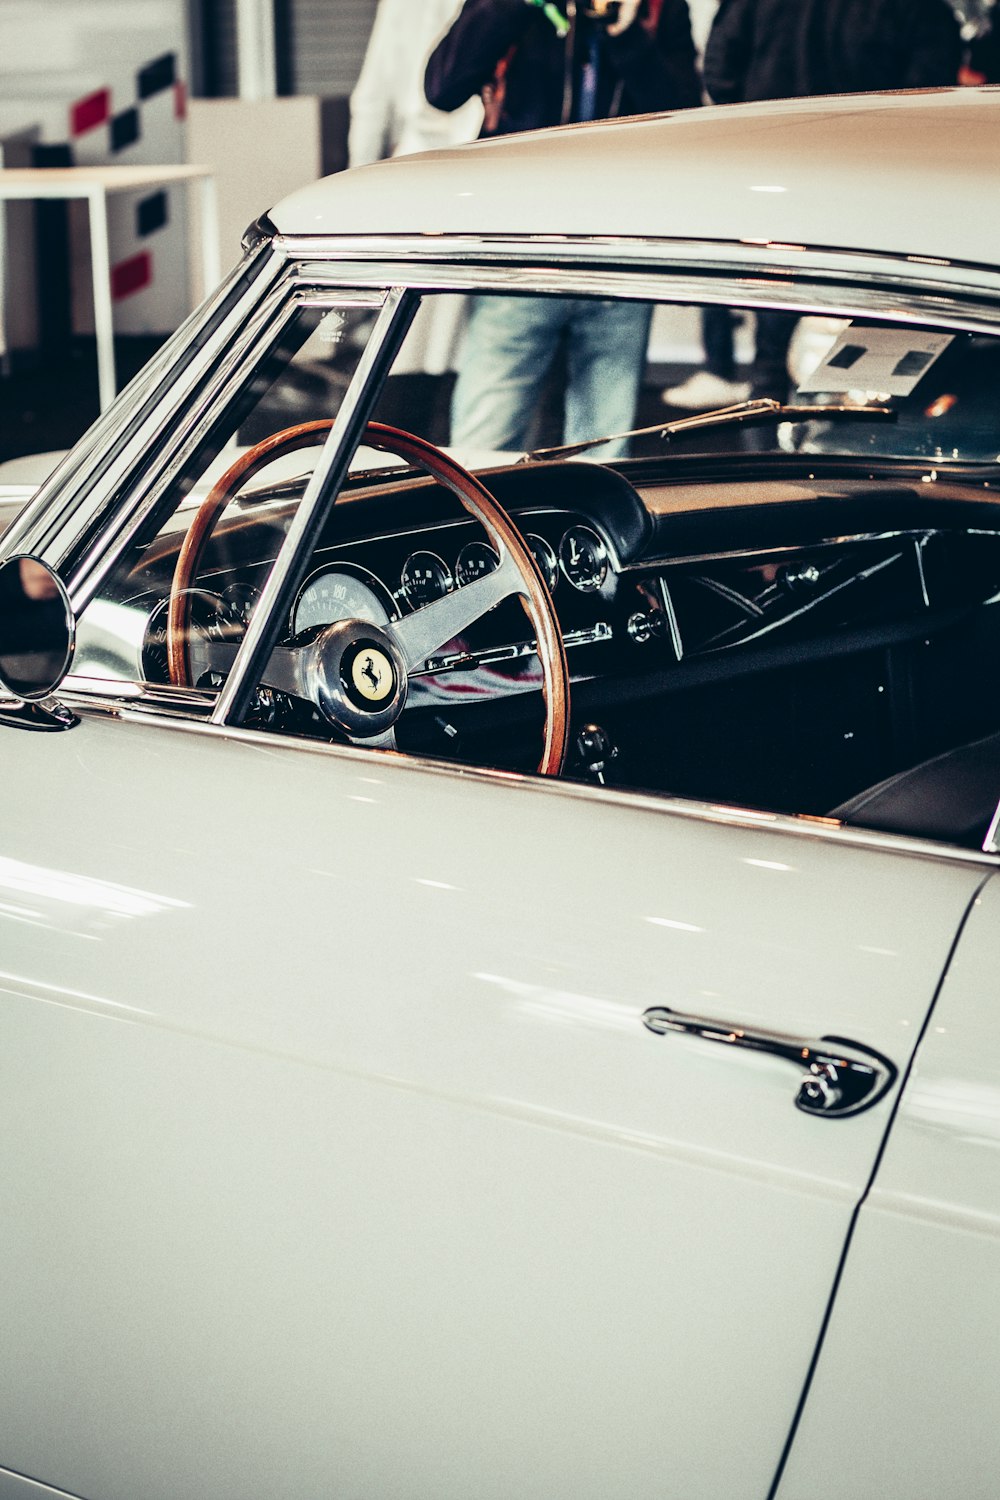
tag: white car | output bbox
[2,88,1000,1500]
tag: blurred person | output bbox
[703,0,962,400]
[349,0,483,166]
[425,0,701,456]
[704,0,962,102]
[349,0,484,380]
[662,0,753,409]
[961,16,1000,81]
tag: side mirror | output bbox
[0,555,75,702]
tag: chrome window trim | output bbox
[59,279,387,617]
[276,232,1000,328]
[59,694,1000,868]
[11,235,1000,613]
[24,229,1000,851]
[212,286,416,727]
[0,242,286,581]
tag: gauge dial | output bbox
[401,551,453,610]
[455,541,499,588]
[141,589,228,684]
[292,566,393,635]
[559,524,609,592]
[220,582,260,628]
[526,533,558,593]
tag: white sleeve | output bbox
[347,0,400,169]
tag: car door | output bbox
[0,706,988,1500]
[775,867,1000,1500]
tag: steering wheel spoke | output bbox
[390,549,523,672]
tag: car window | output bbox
[60,277,1000,848]
[71,299,378,694]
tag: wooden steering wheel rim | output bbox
[167,419,571,776]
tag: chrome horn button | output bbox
[307,619,408,738]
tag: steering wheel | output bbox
[167,420,570,775]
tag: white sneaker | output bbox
[661,370,752,409]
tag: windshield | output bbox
[353,294,1000,473]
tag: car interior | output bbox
[69,291,1000,851]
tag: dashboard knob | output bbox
[574,723,616,785]
[627,610,661,644]
[780,562,821,593]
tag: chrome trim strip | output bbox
[60,281,383,616]
[277,231,999,286]
[212,287,415,726]
[421,622,612,674]
[658,578,684,661]
[274,233,1000,328]
[62,676,217,717]
[1,243,286,578]
[63,696,999,867]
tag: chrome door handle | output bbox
[642,1007,897,1118]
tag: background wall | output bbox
[0,0,191,337]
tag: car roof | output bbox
[269,87,1000,269]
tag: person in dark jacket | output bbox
[426,0,701,134]
[704,0,961,104]
[703,0,962,399]
[425,0,701,455]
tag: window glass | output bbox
[366,291,1000,467]
[72,299,378,693]
[62,281,1000,849]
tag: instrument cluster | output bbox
[291,519,612,636]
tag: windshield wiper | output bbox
[526,397,897,462]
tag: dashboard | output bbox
[80,455,1000,824]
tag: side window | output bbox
[71,299,379,694]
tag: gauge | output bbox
[525,533,558,593]
[400,551,453,610]
[292,565,394,635]
[220,583,260,628]
[455,541,499,587]
[559,524,609,592]
[141,589,228,684]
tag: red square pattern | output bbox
[174,80,188,120]
[71,89,111,137]
[111,252,153,301]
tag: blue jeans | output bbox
[451,295,653,458]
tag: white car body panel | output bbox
[778,874,1000,1500]
[269,90,1000,267]
[3,87,1000,1499]
[0,710,986,1500]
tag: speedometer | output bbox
[292,565,394,635]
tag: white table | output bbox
[0,163,221,412]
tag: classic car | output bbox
[1,87,999,1500]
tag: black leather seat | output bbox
[830,730,1000,848]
